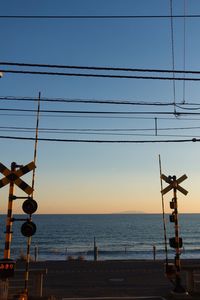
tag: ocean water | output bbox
[0,214,199,261]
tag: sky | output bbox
[0,0,200,214]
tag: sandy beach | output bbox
[10,259,185,300]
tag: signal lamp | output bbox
[21,221,36,237]
[22,197,38,214]
[169,214,175,223]
[169,237,183,249]
[170,201,175,209]
[0,259,15,279]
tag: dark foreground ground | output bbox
[9,259,200,300]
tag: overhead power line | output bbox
[0,128,198,138]
[1,125,200,133]
[1,107,200,117]
[1,107,200,116]
[2,95,200,107]
[2,69,200,81]
[0,126,200,138]
[169,0,176,113]
[0,14,200,19]
[1,61,200,74]
[183,0,187,104]
[0,129,199,138]
[0,96,175,106]
[1,111,200,121]
[0,135,198,143]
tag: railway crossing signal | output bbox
[21,221,37,237]
[161,174,188,196]
[0,161,36,262]
[0,259,15,279]
[21,197,38,237]
[0,161,35,195]
[22,197,38,214]
[161,173,188,294]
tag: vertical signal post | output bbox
[4,162,16,259]
[161,174,188,294]
[23,92,40,297]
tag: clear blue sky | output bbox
[0,0,200,214]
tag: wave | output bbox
[1,214,200,261]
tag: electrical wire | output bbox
[183,0,187,104]
[0,125,200,132]
[0,96,176,106]
[1,112,200,121]
[170,0,176,114]
[2,96,200,114]
[175,104,200,110]
[2,107,200,116]
[0,130,198,138]
[2,96,200,115]
[1,96,200,107]
[2,61,200,75]
[24,93,40,296]
[2,68,200,81]
[0,14,200,19]
[0,135,198,143]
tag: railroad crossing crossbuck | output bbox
[161,174,188,196]
[0,161,35,195]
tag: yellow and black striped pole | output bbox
[1,162,16,300]
[172,177,185,293]
[4,162,16,259]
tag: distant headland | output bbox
[113,211,146,214]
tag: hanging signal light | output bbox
[170,198,175,209]
[21,221,36,237]
[169,237,183,249]
[169,213,175,223]
[22,197,38,214]
[21,197,38,237]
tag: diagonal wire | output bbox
[31,93,40,192]
[183,0,187,104]
[24,92,41,295]
[2,61,200,74]
[3,68,200,80]
[159,155,169,265]
[170,0,176,114]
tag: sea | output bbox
[0,214,199,261]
